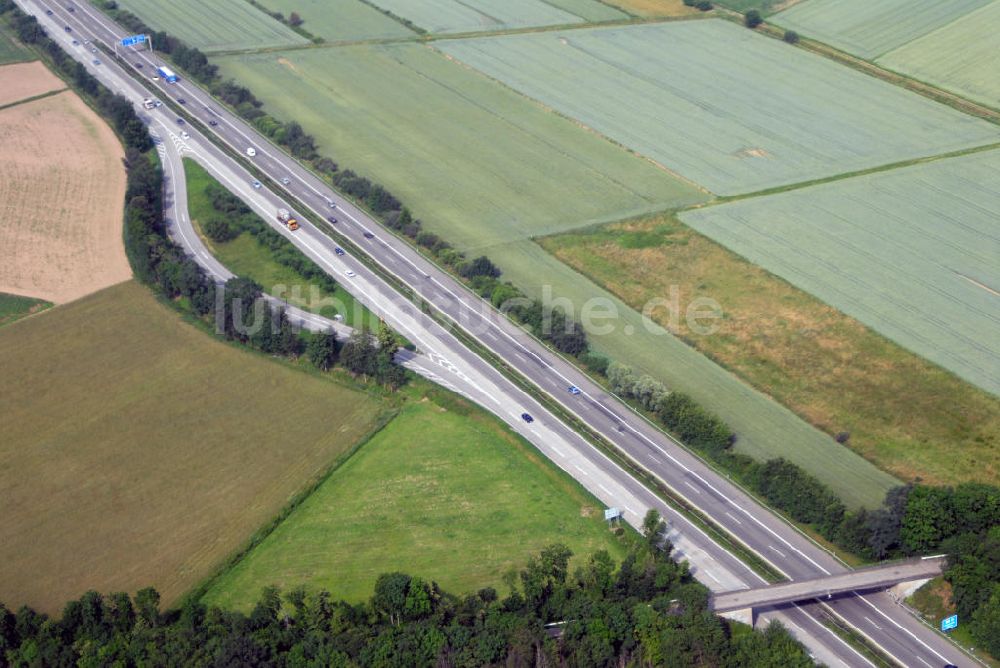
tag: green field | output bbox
[203,392,627,610]
[0,292,50,327]
[773,0,991,59]
[214,43,704,251]
[253,0,415,42]
[680,149,1000,397]
[114,0,308,52]
[484,239,898,508]
[0,281,384,613]
[541,215,1000,489]
[877,1,1000,110]
[439,20,999,195]
[184,159,371,328]
[0,20,31,64]
[367,0,626,33]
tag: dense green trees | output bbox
[0,541,814,666]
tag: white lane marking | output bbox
[573,464,589,476]
[916,658,932,668]
[725,511,743,525]
[854,595,953,664]
[863,616,881,631]
[551,445,565,458]
[683,480,701,494]
[598,483,613,495]
[768,545,787,558]
[623,505,637,515]
[703,569,720,584]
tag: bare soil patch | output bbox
[0,90,130,303]
[0,60,65,107]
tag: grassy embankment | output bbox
[203,388,630,611]
[541,215,1000,488]
[0,292,51,327]
[184,158,372,328]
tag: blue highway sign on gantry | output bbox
[120,34,147,47]
[940,615,958,631]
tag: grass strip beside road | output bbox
[202,384,631,609]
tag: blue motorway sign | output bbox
[941,615,958,631]
[120,34,147,47]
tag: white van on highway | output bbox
[246,147,257,157]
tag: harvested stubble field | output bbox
[114,0,307,52]
[486,238,898,509]
[0,90,130,303]
[542,216,1000,488]
[0,281,384,614]
[439,20,998,195]
[253,0,414,42]
[214,43,704,251]
[772,0,991,59]
[0,60,64,108]
[203,393,626,611]
[877,1,1000,110]
[366,0,625,34]
[680,149,1000,398]
[603,0,698,17]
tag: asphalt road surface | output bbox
[25,1,978,665]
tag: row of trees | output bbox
[0,520,815,666]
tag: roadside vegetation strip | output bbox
[0,91,130,303]
[212,43,704,252]
[0,292,50,327]
[183,158,372,328]
[203,389,631,610]
[484,239,898,509]
[876,1,1000,112]
[770,0,991,60]
[541,213,1000,490]
[110,0,308,52]
[363,0,626,34]
[0,14,29,62]
[250,0,415,42]
[680,149,1000,401]
[0,60,66,112]
[439,19,998,196]
[0,280,385,614]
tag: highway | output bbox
[27,1,975,665]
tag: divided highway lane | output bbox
[32,2,974,665]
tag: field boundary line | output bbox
[0,84,68,112]
[700,141,1000,207]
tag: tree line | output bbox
[0,516,815,666]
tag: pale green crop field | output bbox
[439,20,998,196]
[115,0,308,52]
[367,0,626,34]
[877,1,1000,110]
[253,0,415,42]
[772,0,992,59]
[214,44,704,250]
[681,149,1000,397]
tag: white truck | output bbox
[276,208,300,231]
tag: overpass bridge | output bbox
[711,556,946,620]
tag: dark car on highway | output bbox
[334,247,346,256]
[135,62,143,68]
[521,413,534,423]
[176,118,185,125]
[326,216,338,224]
[363,231,374,239]
[208,119,218,126]
[177,98,186,105]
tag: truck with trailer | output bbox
[276,208,300,231]
[156,65,178,83]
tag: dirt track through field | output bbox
[0,60,65,108]
[0,89,130,303]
